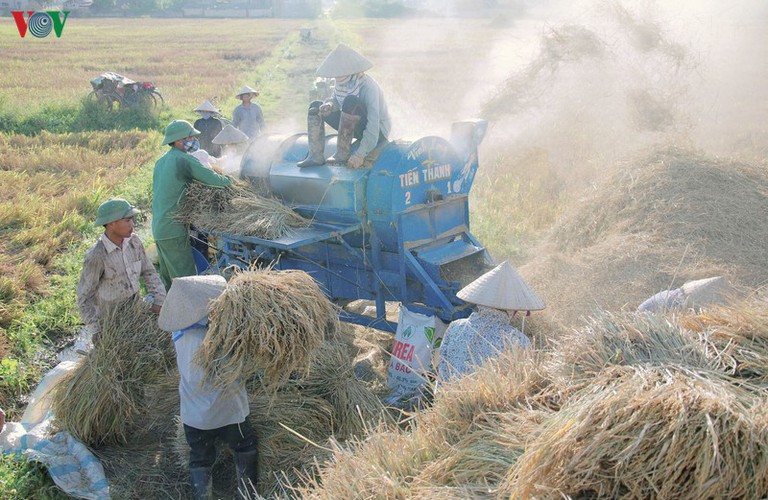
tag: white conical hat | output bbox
[194,100,220,113]
[236,85,259,97]
[158,275,227,332]
[457,261,545,311]
[213,124,249,145]
[316,43,373,78]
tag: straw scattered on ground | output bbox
[294,300,768,499]
[50,298,174,446]
[682,301,768,382]
[505,365,768,499]
[175,180,310,239]
[196,268,336,389]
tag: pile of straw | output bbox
[682,301,768,381]
[290,333,387,439]
[51,298,174,446]
[505,365,768,498]
[549,311,715,377]
[293,349,555,498]
[293,301,768,498]
[175,180,309,239]
[522,146,768,329]
[196,269,336,388]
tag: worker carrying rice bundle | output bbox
[158,275,259,500]
[195,269,334,390]
[437,261,545,383]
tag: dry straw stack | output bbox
[175,180,309,239]
[51,298,174,446]
[291,334,386,439]
[295,301,768,499]
[196,268,336,388]
[293,349,555,498]
[522,146,768,330]
[682,303,768,382]
[549,311,716,377]
[506,365,768,499]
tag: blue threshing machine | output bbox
[214,119,494,332]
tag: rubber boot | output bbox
[328,111,361,164]
[297,109,326,167]
[234,449,259,499]
[189,466,212,500]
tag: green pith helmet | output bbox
[162,119,200,145]
[95,198,140,226]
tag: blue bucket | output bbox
[191,247,210,274]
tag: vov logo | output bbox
[11,11,70,38]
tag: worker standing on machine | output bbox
[152,120,232,290]
[298,43,392,169]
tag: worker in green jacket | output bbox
[152,119,232,290]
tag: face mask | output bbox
[183,138,200,153]
[200,112,214,119]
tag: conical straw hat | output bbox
[236,85,259,97]
[212,124,249,145]
[158,275,227,332]
[316,43,373,78]
[457,261,545,311]
[194,100,220,113]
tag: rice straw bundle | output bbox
[505,365,768,499]
[681,301,768,381]
[292,336,387,439]
[196,269,336,389]
[549,311,715,379]
[292,348,554,498]
[95,438,188,499]
[143,371,181,435]
[51,297,174,446]
[250,389,335,494]
[412,414,527,488]
[175,181,309,239]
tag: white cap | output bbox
[157,275,227,332]
[194,100,220,113]
[213,124,249,145]
[316,43,373,78]
[457,261,545,311]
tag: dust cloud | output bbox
[365,0,767,179]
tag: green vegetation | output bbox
[0,18,344,496]
[0,16,564,497]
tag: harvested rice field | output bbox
[2,1,768,499]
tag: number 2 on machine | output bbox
[405,191,411,205]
